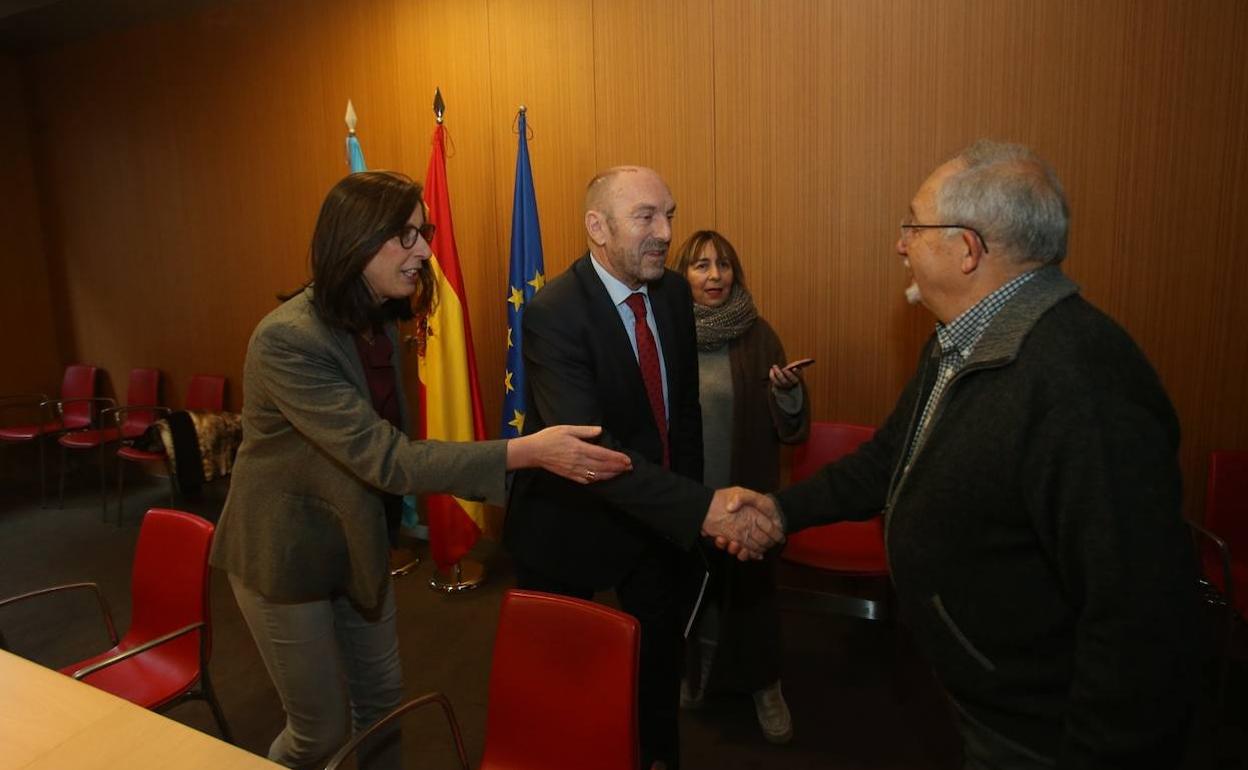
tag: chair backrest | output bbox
[61,364,99,430]
[127,509,215,662]
[481,590,639,770]
[185,375,225,412]
[792,421,877,482]
[784,422,886,575]
[1206,450,1248,555]
[122,368,162,434]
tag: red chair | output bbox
[323,589,640,770]
[58,368,161,517]
[779,422,890,619]
[0,364,100,507]
[1187,450,1248,711]
[0,508,232,741]
[1199,450,1248,619]
[116,374,225,522]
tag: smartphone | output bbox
[783,358,815,372]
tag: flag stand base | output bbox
[429,558,486,592]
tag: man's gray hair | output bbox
[937,140,1070,265]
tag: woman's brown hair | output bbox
[301,170,437,332]
[669,230,748,290]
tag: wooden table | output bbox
[0,649,278,770]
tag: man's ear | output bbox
[960,229,984,275]
[585,210,609,247]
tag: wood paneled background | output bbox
[0,55,61,397]
[3,0,1246,518]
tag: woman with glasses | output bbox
[210,170,631,770]
[669,230,809,745]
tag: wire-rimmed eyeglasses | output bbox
[899,220,989,253]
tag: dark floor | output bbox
[1,457,1246,769]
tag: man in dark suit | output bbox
[505,166,778,770]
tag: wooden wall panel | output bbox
[485,0,597,278]
[0,54,61,397]
[590,0,716,249]
[387,0,501,426]
[14,0,1248,519]
[481,0,596,434]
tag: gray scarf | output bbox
[693,285,758,351]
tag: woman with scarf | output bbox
[670,230,809,744]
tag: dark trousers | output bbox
[955,703,1055,770]
[515,547,696,770]
[686,543,782,695]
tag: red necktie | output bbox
[625,292,669,468]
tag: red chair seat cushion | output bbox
[782,519,889,574]
[0,419,85,441]
[59,428,122,448]
[118,445,166,462]
[120,422,150,440]
[60,632,201,709]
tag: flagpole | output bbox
[426,86,487,593]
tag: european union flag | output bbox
[501,108,545,438]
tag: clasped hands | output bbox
[701,487,786,561]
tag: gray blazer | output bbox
[210,289,506,609]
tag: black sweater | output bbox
[777,267,1201,769]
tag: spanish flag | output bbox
[417,121,488,570]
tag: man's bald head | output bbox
[585,166,656,218]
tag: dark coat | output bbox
[505,254,713,589]
[776,267,1201,768]
[726,318,810,490]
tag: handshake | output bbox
[700,487,786,561]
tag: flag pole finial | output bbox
[345,99,358,135]
[433,88,445,125]
[518,104,527,115]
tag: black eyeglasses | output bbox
[899,220,989,253]
[398,223,436,249]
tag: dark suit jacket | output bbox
[505,254,714,589]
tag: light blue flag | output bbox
[501,108,545,438]
[345,99,367,173]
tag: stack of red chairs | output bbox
[116,374,225,523]
[58,367,161,518]
[0,364,100,507]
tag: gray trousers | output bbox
[229,574,404,770]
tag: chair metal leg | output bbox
[116,458,127,527]
[58,443,66,509]
[201,671,234,744]
[38,434,47,508]
[98,442,108,520]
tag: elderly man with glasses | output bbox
[724,140,1201,770]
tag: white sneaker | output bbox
[753,681,793,744]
